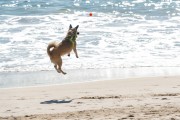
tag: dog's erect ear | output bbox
[69,24,72,30]
[75,25,79,30]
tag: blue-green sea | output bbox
[0,0,180,72]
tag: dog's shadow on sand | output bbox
[40,99,73,104]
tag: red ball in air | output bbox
[89,12,93,16]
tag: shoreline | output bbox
[1,67,180,89]
[0,76,180,119]
[0,75,179,90]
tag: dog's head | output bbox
[66,24,79,42]
[68,24,79,36]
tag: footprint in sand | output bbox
[80,95,122,99]
[128,114,134,118]
[161,98,168,100]
[17,97,26,100]
[76,102,83,104]
[6,110,11,112]
[152,93,179,97]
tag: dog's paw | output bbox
[62,72,67,75]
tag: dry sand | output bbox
[0,76,180,120]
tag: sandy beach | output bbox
[0,76,180,120]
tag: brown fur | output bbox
[47,25,79,74]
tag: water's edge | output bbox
[0,67,180,88]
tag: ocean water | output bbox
[0,0,180,72]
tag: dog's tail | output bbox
[47,42,56,56]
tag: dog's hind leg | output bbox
[57,57,67,75]
[54,65,61,73]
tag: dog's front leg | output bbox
[73,42,79,58]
